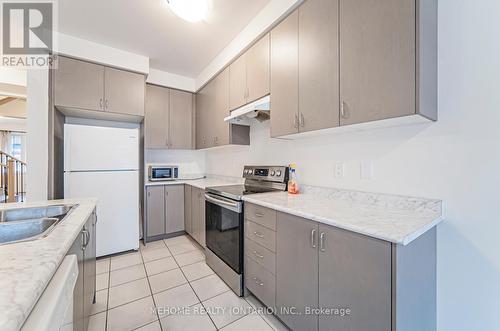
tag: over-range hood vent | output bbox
[224,95,270,124]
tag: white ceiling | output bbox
[58,0,271,77]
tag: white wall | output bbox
[196,0,302,89]
[145,149,205,179]
[205,0,500,329]
[26,69,49,201]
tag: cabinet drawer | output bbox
[245,221,276,252]
[245,237,276,275]
[245,256,276,308]
[245,203,276,230]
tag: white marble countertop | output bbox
[0,199,97,331]
[145,176,244,190]
[242,186,442,246]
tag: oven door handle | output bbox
[204,193,242,213]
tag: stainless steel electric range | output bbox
[204,166,289,296]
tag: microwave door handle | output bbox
[204,193,242,213]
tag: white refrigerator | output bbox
[64,124,140,257]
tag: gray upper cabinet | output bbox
[246,34,270,103]
[54,56,146,119]
[145,84,169,149]
[169,89,194,149]
[229,34,270,111]
[104,67,145,116]
[195,68,250,149]
[276,212,319,331]
[214,68,230,146]
[165,185,185,234]
[268,0,436,137]
[340,0,416,125]
[54,56,104,111]
[146,186,165,238]
[229,54,247,110]
[145,84,194,150]
[318,224,391,331]
[299,0,339,132]
[195,81,212,149]
[270,10,299,137]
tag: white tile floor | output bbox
[91,235,287,331]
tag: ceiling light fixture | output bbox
[166,0,210,23]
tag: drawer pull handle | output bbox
[252,277,264,286]
[255,212,264,217]
[253,251,264,259]
[254,231,264,238]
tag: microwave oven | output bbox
[148,165,179,181]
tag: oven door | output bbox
[205,193,244,274]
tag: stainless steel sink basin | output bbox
[0,204,77,245]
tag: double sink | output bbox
[0,204,77,245]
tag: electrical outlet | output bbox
[360,161,374,179]
[334,162,345,178]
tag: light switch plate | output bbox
[334,162,345,178]
[360,161,374,179]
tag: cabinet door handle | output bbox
[99,98,103,109]
[81,229,89,250]
[252,277,264,286]
[299,113,305,127]
[341,101,348,119]
[293,114,299,128]
[105,99,109,110]
[254,212,264,218]
[253,231,264,238]
[253,251,264,259]
[310,229,317,248]
[320,232,326,252]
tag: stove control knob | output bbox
[276,170,282,177]
[270,170,276,176]
[244,169,248,174]
[248,169,253,175]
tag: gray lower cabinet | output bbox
[276,212,391,330]
[276,212,319,331]
[254,209,437,331]
[146,186,166,237]
[184,184,193,236]
[189,186,206,247]
[165,185,185,233]
[66,209,96,331]
[145,185,185,242]
[318,224,391,331]
[83,212,97,331]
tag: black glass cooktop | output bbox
[206,184,278,201]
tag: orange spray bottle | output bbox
[287,163,299,194]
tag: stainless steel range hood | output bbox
[224,95,270,124]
